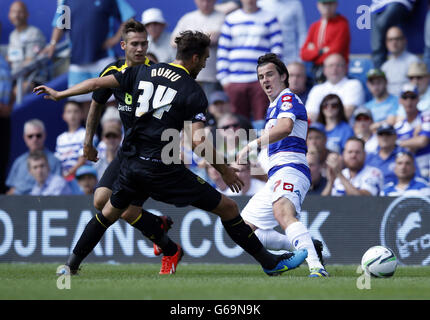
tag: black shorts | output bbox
[96,152,144,207]
[110,156,222,212]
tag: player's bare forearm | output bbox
[258,118,293,147]
[85,100,103,147]
[33,75,120,101]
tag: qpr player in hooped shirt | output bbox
[237,53,328,277]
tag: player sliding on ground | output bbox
[34,31,308,276]
[236,53,329,277]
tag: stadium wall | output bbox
[0,195,429,266]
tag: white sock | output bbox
[285,221,323,270]
[254,228,295,251]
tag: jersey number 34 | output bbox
[135,81,178,119]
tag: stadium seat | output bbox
[348,56,374,101]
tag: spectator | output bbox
[28,150,72,196]
[7,1,46,94]
[287,61,311,105]
[96,106,121,159]
[0,22,13,194]
[316,94,354,154]
[6,119,61,195]
[258,0,307,65]
[94,119,122,180]
[352,107,378,154]
[381,26,420,97]
[141,8,175,63]
[216,0,283,129]
[306,122,330,167]
[305,54,365,121]
[364,68,399,127]
[42,0,135,118]
[395,84,430,180]
[75,165,98,195]
[407,61,430,113]
[307,151,327,195]
[370,0,416,69]
[366,123,416,185]
[300,0,350,82]
[323,137,384,196]
[216,112,250,162]
[382,151,430,196]
[205,90,232,129]
[171,0,225,99]
[55,101,87,180]
[216,0,241,14]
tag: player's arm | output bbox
[83,100,105,162]
[237,117,293,164]
[190,121,244,193]
[33,75,120,101]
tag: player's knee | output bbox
[222,197,239,215]
[94,188,111,211]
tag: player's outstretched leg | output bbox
[254,228,325,266]
[212,195,307,276]
[273,198,329,278]
[153,215,174,256]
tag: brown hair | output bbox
[122,18,147,41]
[317,94,348,125]
[174,30,210,61]
[257,53,289,87]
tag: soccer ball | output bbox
[361,246,398,278]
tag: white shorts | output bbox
[241,166,310,230]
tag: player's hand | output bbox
[83,144,99,162]
[33,85,61,101]
[220,165,244,193]
[236,145,250,165]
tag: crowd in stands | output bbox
[1,0,430,197]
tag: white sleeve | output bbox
[305,86,322,117]
[361,167,384,196]
[341,80,365,107]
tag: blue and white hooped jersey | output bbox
[395,111,430,157]
[55,127,86,175]
[382,177,430,196]
[265,88,310,182]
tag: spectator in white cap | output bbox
[75,165,98,195]
[141,8,175,63]
[395,83,430,180]
[352,107,378,154]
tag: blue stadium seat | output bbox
[348,57,374,101]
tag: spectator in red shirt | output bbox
[300,0,350,82]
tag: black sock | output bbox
[222,215,277,269]
[68,213,113,270]
[132,210,177,256]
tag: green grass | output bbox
[0,263,429,300]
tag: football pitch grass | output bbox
[0,263,429,300]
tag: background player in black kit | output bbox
[84,19,175,270]
[35,31,308,276]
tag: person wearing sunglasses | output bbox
[396,83,430,181]
[6,119,61,195]
[316,93,354,154]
